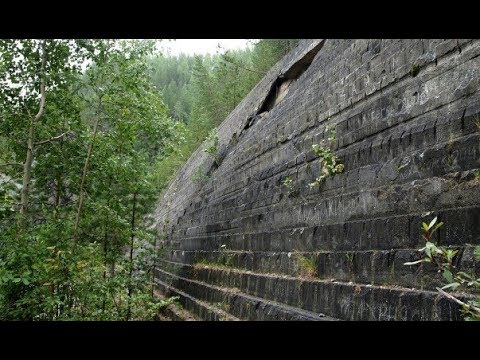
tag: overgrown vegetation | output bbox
[0,39,179,320]
[404,217,480,320]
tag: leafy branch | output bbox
[404,217,480,320]
[308,125,344,188]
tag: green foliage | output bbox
[292,251,317,278]
[195,244,235,269]
[404,217,480,320]
[148,54,195,122]
[282,176,299,197]
[345,253,355,273]
[0,40,177,320]
[150,40,298,193]
[410,64,420,77]
[474,116,480,130]
[0,175,19,221]
[282,177,294,191]
[397,162,408,172]
[309,125,344,188]
[192,167,209,185]
[204,128,219,157]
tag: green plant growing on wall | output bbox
[308,143,344,188]
[293,251,317,278]
[404,217,480,320]
[195,245,234,268]
[345,253,355,276]
[282,176,299,197]
[410,64,420,77]
[446,132,456,167]
[325,124,336,141]
[308,125,344,188]
[397,161,408,172]
[204,128,219,164]
[213,301,230,312]
[192,167,209,185]
[282,177,294,191]
[474,116,480,130]
[219,244,235,268]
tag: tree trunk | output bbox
[54,139,63,216]
[54,172,62,212]
[102,229,108,314]
[126,191,137,321]
[74,114,100,242]
[20,40,47,217]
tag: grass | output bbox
[195,253,235,269]
[475,116,480,130]
[213,301,230,312]
[293,251,317,278]
[397,162,408,172]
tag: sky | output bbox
[157,39,254,56]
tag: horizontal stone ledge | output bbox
[166,205,480,252]
[160,244,479,292]
[154,264,473,321]
[172,170,480,238]
[155,268,335,321]
[154,278,239,321]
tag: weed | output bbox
[282,176,299,197]
[474,116,480,130]
[447,155,454,167]
[308,143,344,188]
[293,251,317,278]
[204,128,219,155]
[404,217,480,320]
[282,177,294,191]
[325,124,337,141]
[397,162,408,172]
[447,132,455,152]
[192,167,209,184]
[308,124,344,188]
[213,301,230,312]
[345,253,355,272]
[195,245,235,269]
[410,64,420,77]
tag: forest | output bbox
[0,39,297,320]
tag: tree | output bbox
[0,39,98,220]
[0,39,178,320]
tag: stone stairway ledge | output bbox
[155,262,473,321]
[154,277,240,321]
[160,245,479,291]
[154,267,338,321]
